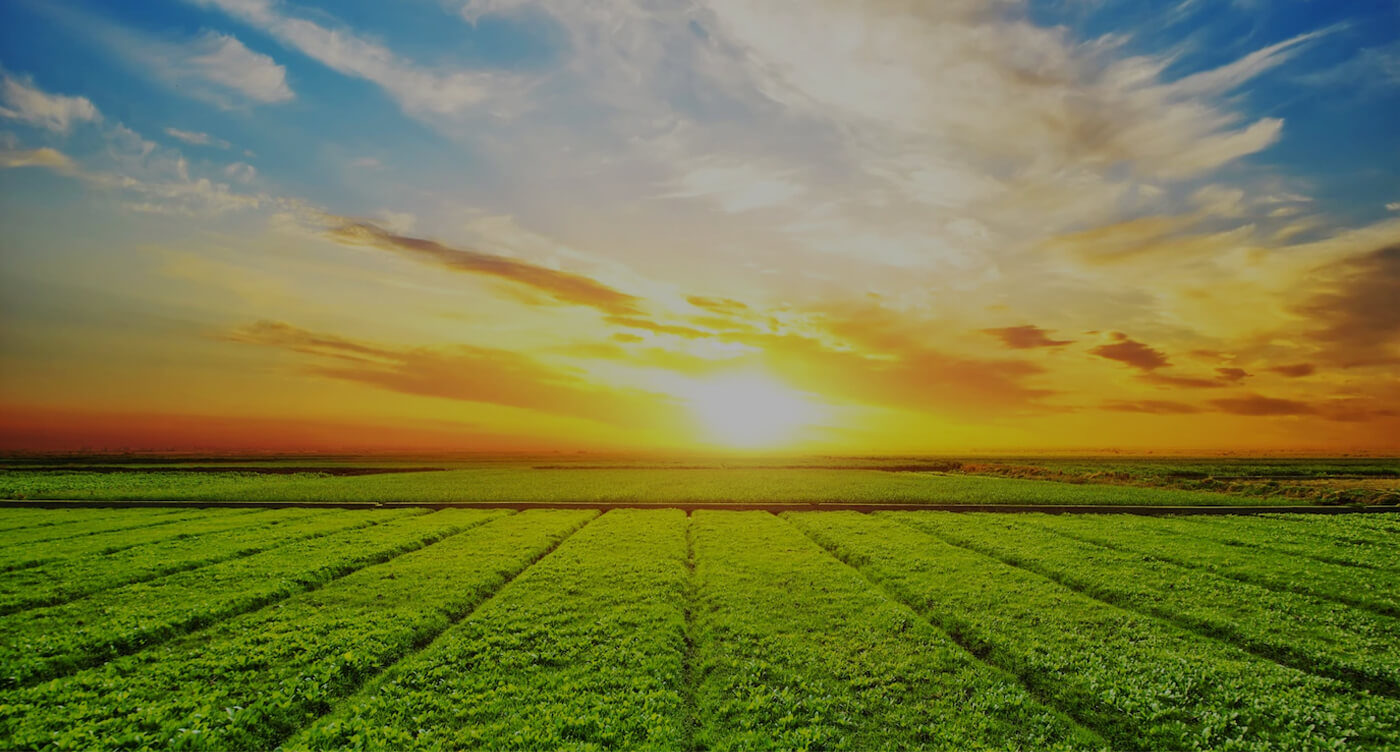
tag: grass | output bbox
[0,466,1295,505]
[1,503,1398,749]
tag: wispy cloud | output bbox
[32,2,293,108]
[1090,333,1170,371]
[982,325,1075,349]
[164,128,231,149]
[222,320,683,428]
[189,0,500,115]
[0,75,100,132]
[324,220,642,315]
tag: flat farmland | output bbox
[2,506,1398,750]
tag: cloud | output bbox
[687,296,751,314]
[1090,332,1170,371]
[698,3,1318,180]
[605,315,711,339]
[324,220,641,314]
[982,325,1074,349]
[221,320,681,427]
[1102,399,1202,414]
[0,75,100,132]
[0,146,77,172]
[189,0,497,115]
[164,128,231,149]
[1295,244,1400,366]
[1215,367,1250,382]
[669,162,806,213]
[1142,372,1227,389]
[34,3,293,108]
[223,161,256,182]
[1268,363,1316,378]
[182,31,294,104]
[1209,394,1313,416]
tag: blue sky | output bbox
[1,0,1398,452]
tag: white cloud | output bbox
[223,161,257,182]
[669,162,806,213]
[183,31,293,104]
[0,146,77,171]
[165,127,232,149]
[0,76,101,132]
[1387,202,1400,212]
[189,0,498,115]
[31,3,292,109]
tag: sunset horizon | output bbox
[3,0,1398,455]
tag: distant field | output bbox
[0,465,1301,506]
[1,506,1397,750]
[4,455,1400,505]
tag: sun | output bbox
[683,371,824,448]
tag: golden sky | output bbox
[1,0,1398,453]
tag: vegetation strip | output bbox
[1107,513,1400,571]
[288,509,690,751]
[0,507,187,534]
[0,510,601,752]
[1023,513,1400,618]
[0,509,250,564]
[690,511,1100,750]
[894,512,1400,697]
[4,499,1400,514]
[1254,509,1400,546]
[787,511,1400,751]
[0,508,474,688]
[0,509,373,615]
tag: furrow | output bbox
[0,509,376,615]
[785,511,1400,751]
[0,508,474,688]
[892,512,1400,698]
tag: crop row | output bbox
[289,509,691,750]
[0,508,265,571]
[0,508,492,687]
[688,511,1099,751]
[0,509,246,565]
[1025,513,1400,617]
[1107,513,1399,571]
[0,509,379,614]
[897,512,1400,696]
[0,507,188,535]
[0,509,596,751]
[788,512,1400,751]
[1257,512,1400,547]
[1,509,1395,749]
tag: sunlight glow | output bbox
[683,371,824,448]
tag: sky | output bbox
[0,0,1398,454]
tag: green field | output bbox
[4,456,1396,505]
[1,506,1398,750]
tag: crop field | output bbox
[7,456,1400,505]
[1,505,1398,750]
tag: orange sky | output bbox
[1,1,1398,454]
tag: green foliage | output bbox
[0,508,224,560]
[1133,513,1400,571]
[0,510,593,751]
[0,509,470,688]
[0,506,188,535]
[0,467,1259,505]
[787,511,1400,751]
[897,512,1400,696]
[0,509,374,614]
[1,507,1398,749]
[1026,513,1400,618]
[289,509,691,751]
[689,511,1099,751]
